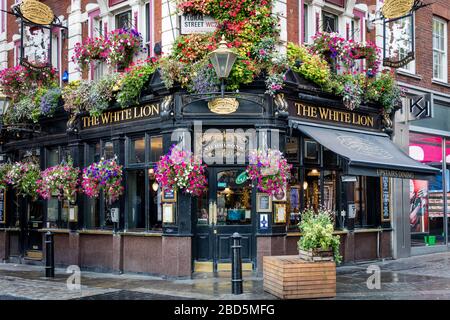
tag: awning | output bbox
[290,121,439,180]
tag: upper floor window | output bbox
[116,10,132,29]
[322,11,338,33]
[433,17,448,82]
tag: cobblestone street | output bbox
[2,252,450,300]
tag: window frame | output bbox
[124,133,163,232]
[432,17,448,82]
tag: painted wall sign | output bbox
[380,177,391,222]
[376,169,414,179]
[180,14,218,34]
[289,101,379,129]
[81,104,160,129]
[383,14,415,68]
[20,0,55,25]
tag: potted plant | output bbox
[297,208,342,264]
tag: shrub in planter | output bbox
[297,208,342,264]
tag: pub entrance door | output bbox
[21,199,44,260]
[194,167,256,272]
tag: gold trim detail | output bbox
[208,98,239,114]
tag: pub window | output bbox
[45,147,70,229]
[83,140,115,229]
[126,170,146,230]
[129,137,145,164]
[150,136,163,162]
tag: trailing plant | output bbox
[297,208,342,264]
[62,80,92,114]
[366,70,404,113]
[0,65,57,100]
[36,158,80,202]
[4,95,38,124]
[116,60,157,108]
[72,37,108,71]
[246,149,292,196]
[39,87,62,117]
[287,43,331,88]
[155,144,208,197]
[87,73,120,117]
[6,161,40,200]
[0,163,12,190]
[105,28,145,68]
[81,156,124,205]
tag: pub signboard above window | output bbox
[81,103,161,129]
[288,100,381,130]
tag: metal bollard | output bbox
[45,231,54,278]
[231,232,243,295]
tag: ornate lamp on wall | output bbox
[208,35,239,115]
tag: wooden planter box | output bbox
[298,248,334,262]
[263,255,336,299]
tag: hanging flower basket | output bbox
[37,158,80,203]
[155,145,207,197]
[81,156,124,205]
[246,149,292,196]
[5,161,41,200]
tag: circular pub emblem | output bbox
[381,0,414,19]
[20,0,55,26]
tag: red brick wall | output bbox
[395,0,450,95]
[287,0,300,44]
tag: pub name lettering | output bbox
[295,102,374,127]
[83,104,159,128]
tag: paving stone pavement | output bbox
[2,251,450,300]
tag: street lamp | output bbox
[207,35,239,115]
[209,35,237,98]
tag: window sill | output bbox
[287,229,349,237]
[38,228,71,234]
[432,79,450,88]
[397,70,422,80]
[78,229,113,235]
[0,227,20,232]
[119,231,163,237]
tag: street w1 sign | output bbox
[180,14,218,34]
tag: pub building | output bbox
[0,68,437,277]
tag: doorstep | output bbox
[193,261,253,273]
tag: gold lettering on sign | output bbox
[20,0,55,25]
[82,104,160,129]
[293,102,375,128]
[376,169,414,179]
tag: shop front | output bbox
[0,72,438,277]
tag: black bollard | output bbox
[45,231,54,278]
[231,232,243,295]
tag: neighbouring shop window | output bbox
[116,10,132,29]
[126,170,146,230]
[409,132,445,246]
[129,137,145,164]
[433,17,448,82]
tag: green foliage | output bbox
[297,208,342,264]
[88,73,120,117]
[287,43,331,88]
[116,63,156,108]
[366,71,403,114]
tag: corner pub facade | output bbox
[0,69,437,277]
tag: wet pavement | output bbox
[1,251,450,300]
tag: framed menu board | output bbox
[0,189,5,224]
[380,177,391,222]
